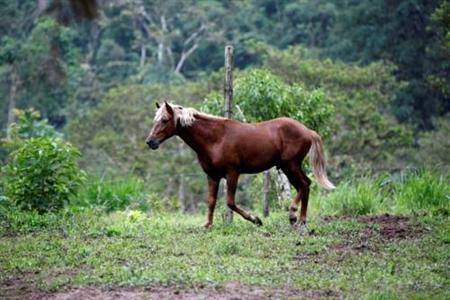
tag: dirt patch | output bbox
[323,213,423,240]
[0,277,50,300]
[48,283,339,300]
[356,214,423,240]
[0,280,339,300]
[315,214,425,258]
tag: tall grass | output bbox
[314,170,449,216]
[316,177,385,215]
[393,170,449,213]
[73,175,148,211]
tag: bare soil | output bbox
[322,213,423,240]
[0,280,339,300]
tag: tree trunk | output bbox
[157,15,167,66]
[140,44,147,68]
[7,66,18,140]
[263,170,270,217]
[86,21,101,64]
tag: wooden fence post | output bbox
[224,45,234,223]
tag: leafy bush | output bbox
[7,108,62,140]
[1,108,62,163]
[4,137,84,213]
[202,68,333,137]
[393,170,450,213]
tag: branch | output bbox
[174,23,207,74]
[174,43,198,74]
[184,23,206,47]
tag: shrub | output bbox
[1,108,62,163]
[202,68,333,137]
[4,137,84,213]
[7,108,62,140]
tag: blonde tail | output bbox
[309,132,335,190]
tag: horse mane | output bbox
[155,103,225,127]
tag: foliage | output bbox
[415,114,450,171]
[0,16,81,127]
[0,0,449,135]
[0,108,63,163]
[7,108,62,140]
[3,137,84,213]
[202,68,333,136]
[322,0,448,128]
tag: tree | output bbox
[322,0,448,129]
[0,15,82,133]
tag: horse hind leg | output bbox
[298,170,311,224]
[282,164,311,226]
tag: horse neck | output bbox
[176,115,224,154]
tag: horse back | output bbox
[219,117,313,172]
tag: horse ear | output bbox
[165,101,174,116]
[155,102,160,109]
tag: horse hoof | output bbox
[203,222,212,229]
[253,216,263,226]
[289,215,298,226]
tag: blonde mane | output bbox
[154,103,224,127]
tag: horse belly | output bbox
[238,142,280,173]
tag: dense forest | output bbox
[1,0,449,209]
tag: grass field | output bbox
[0,208,449,299]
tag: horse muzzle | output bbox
[146,139,160,150]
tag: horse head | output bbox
[145,101,178,150]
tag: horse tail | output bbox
[309,131,335,190]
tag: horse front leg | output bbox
[204,176,219,228]
[226,171,263,226]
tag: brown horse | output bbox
[146,102,334,228]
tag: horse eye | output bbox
[162,119,169,124]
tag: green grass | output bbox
[0,209,448,299]
[0,170,448,298]
[72,175,148,212]
[314,177,385,215]
[311,170,450,216]
[393,170,450,213]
